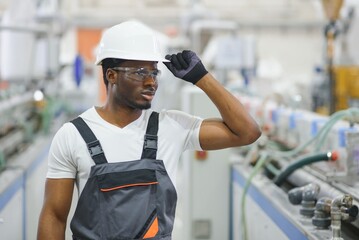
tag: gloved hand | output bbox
[164,50,208,85]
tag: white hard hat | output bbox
[95,20,169,65]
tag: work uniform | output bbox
[46,107,203,239]
[70,112,175,239]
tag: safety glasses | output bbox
[111,67,161,82]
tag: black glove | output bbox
[164,50,208,85]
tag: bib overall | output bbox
[70,112,177,240]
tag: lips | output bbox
[141,91,155,101]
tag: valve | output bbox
[312,194,358,239]
[330,194,358,240]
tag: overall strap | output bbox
[71,117,108,165]
[141,111,159,159]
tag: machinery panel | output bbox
[180,86,231,240]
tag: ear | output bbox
[106,68,117,85]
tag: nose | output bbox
[143,75,157,86]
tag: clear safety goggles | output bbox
[111,67,161,82]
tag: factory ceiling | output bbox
[0,0,358,30]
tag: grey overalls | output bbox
[69,112,177,240]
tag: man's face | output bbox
[108,60,159,110]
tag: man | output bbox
[37,20,261,240]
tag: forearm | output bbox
[38,211,67,240]
[196,73,261,139]
[164,50,261,147]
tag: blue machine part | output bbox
[289,112,303,130]
[338,127,359,148]
[271,108,284,124]
[311,119,327,137]
[74,54,84,87]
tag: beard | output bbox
[120,97,152,110]
[114,91,153,110]
[131,101,151,110]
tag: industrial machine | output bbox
[175,2,359,240]
[179,86,359,240]
[230,94,359,240]
[0,0,72,171]
[0,1,81,239]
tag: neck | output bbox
[95,104,142,128]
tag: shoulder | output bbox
[159,109,202,122]
[51,121,80,147]
[158,109,203,128]
[52,108,95,144]
[79,107,99,123]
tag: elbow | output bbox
[242,124,262,145]
[227,122,262,147]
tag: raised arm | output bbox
[164,50,261,150]
[37,178,75,240]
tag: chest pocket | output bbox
[97,169,160,239]
[69,112,177,240]
[98,169,158,192]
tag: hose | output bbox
[238,109,358,238]
[314,108,359,151]
[268,108,359,158]
[264,162,281,177]
[274,152,336,186]
[0,151,5,171]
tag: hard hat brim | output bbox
[95,52,170,65]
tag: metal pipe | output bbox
[0,129,26,157]
[0,25,47,33]
[0,93,34,113]
[287,169,356,202]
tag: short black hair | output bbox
[101,58,126,88]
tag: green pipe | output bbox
[0,151,5,171]
[274,152,332,186]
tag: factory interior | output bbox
[1,0,359,239]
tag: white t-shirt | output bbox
[47,107,203,195]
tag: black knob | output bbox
[348,205,359,218]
